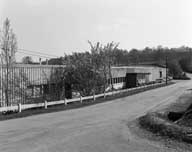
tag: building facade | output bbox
[0,64,70,106]
[108,65,167,90]
[0,64,167,106]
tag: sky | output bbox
[0,0,192,62]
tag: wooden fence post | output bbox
[18,103,22,113]
[93,93,95,101]
[104,92,106,98]
[44,100,47,109]
[64,98,67,105]
[80,96,82,103]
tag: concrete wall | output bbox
[149,67,166,82]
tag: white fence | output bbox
[0,82,168,113]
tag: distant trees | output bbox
[43,57,63,65]
[179,56,192,73]
[57,43,192,97]
[0,18,17,106]
[22,56,33,64]
[46,44,192,95]
[167,60,183,77]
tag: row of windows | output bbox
[108,77,125,84]
[137,74,146,79]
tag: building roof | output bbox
[0,64,65,86]
[111,66,152,78]
[129,62,166,68]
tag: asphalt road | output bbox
[1,80,192,152]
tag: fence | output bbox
[0,64,65,107]
[0,82,170,113]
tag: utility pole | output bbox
[166,56,168,85]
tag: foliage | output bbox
[88,41,119,91]
[50,43,192,97]
[22,56,33,64]
[43,57,63,65]
[61,42,120,96]
[179,57,192,73]
[64,52,105,96]
[167,60,183,77]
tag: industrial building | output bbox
[0,64,69,106]
[0,64,167,106]
[108,65,167,90]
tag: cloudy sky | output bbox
[0,0,192,61]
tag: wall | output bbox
[110,66,167,90]
[150,67,166,82]
[0,64,66,106]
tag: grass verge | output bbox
[138,91,192,144]
[139,112,192,143]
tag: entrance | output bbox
[125,73,137,88]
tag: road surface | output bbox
[1,80,192,152]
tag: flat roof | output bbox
[0,64,66,68]
[111,65,165,69]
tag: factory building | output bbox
[108,65,167,90]
[0,64,167,106]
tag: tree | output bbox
[0,18,17,106]
[88,41,119,92]
[167,60,183,77]
[22,56,33,64]
[102,42,119,91]
[128,49,140,64]
[88,41,103,94]
[179,56,192,73]
[43,57,63,65]
[64,52,95,96]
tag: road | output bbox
[1,80,192,152]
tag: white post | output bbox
[80,96,82,103]
[18,103,22,113]
[93,93,95,101]
[64,98,67,105]
[44,100,47,109]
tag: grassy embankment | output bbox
[139,91,192,143]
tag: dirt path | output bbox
[0,80,192,152]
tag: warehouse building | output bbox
[0,64,167,106]
[0,64,70,106]
[108,65,167,90]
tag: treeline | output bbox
[46,44,192,77]
[42,43,192,96]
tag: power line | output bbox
[18,48,60,58]
[17,51,53,59]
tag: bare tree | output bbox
[88,41,119,92]
[103,42,119,91]
[0,18,17,106]
[88,41,103,94]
